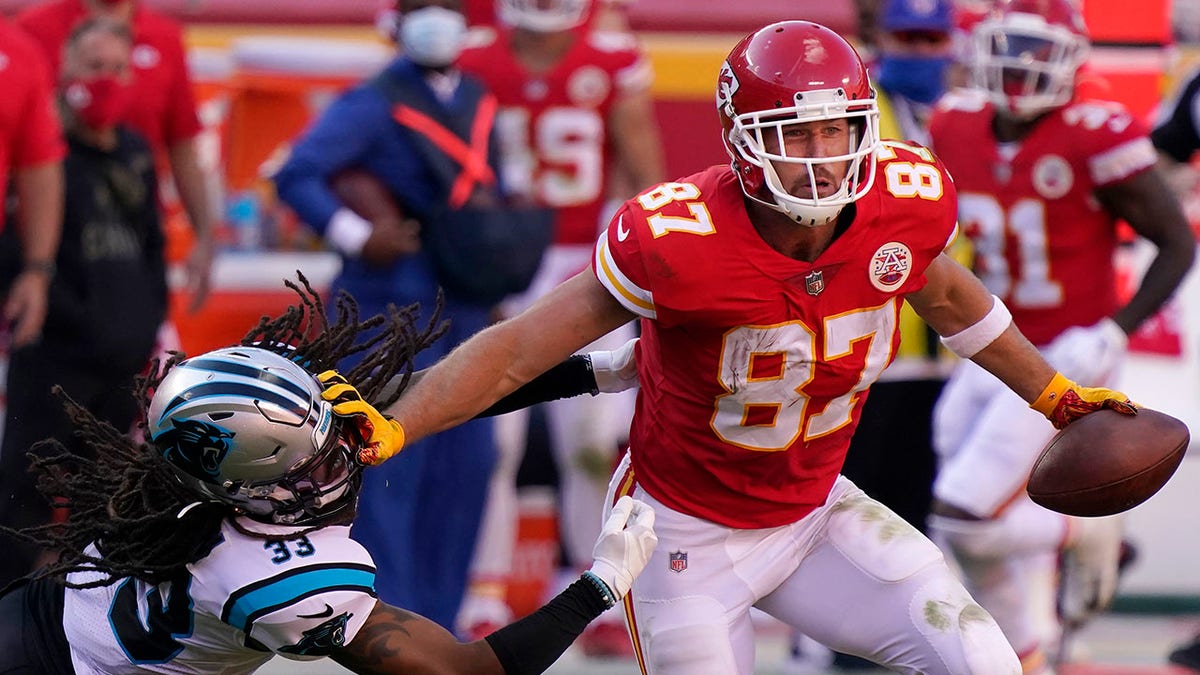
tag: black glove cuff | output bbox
[475,354,599,418]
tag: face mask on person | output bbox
[876,54,952,105]
[63,76,133,131]
[399,6,468,67]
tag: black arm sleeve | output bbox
[474,355,599,418]
[483,578,609,674]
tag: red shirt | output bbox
[459,29,651,244]
[16,0,201,157]
[930,90,1157,346]
[593,150,958,528]
[0,18,66,230]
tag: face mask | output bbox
[63,76,132,131]
[877,54,951,105]
[399,6,468,68]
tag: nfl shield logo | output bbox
[805,270,825,296]
[669,550,688,573]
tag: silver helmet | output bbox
[147,346,361,526]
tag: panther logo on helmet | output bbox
[156,419,235,483]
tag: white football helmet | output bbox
[497,0,590,32]
[972,0,1090,119]
[147,347,361,526]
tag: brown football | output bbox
[329,168,403,222]
[1027,408,1190,517]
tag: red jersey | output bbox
[459,29,652,244]
[16,0,201,157]
[594,149,958,528]
[929,89,1156,346]
[0,18,65,231]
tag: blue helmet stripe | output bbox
[185,357,313,401]
[222,565,376,632]
[158,382,308,422]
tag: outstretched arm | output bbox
[333,496,657,674]
[387,271,635,446]
[909,253,1135,428]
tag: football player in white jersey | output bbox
[0,280,657,673]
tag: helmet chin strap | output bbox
[759,160,846,227]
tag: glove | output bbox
[588,338,640,394]
[318,370,406,465]
[1030,372,1138,430]
[588,496,657,603]
[1042,318,1128,386]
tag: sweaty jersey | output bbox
[594,149,958,529]
[929,89,1158,346]
[63,518,376,672]
[459,29,653,244]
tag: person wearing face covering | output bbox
[272,0,514,632]
[0,17,167,589]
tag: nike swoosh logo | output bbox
[297,603,334,620]
[616,215,630,242]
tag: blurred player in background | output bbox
[1148,65,1200,673]
[362,20,1151,674]
[17,0,214,312]
[454,0,665,654]
[927,0,1195,670]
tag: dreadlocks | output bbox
[1,273,445,589]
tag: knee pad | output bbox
[909,575,1022,675]
[640,597,738,675]
[825,487,944,582]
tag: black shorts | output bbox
[0,577,73,674]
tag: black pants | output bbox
[0,578,72,674]
[0,344,140,587]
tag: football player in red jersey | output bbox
[339,20,1145,673]
[454,0,665,650]
[926,0,1194,670]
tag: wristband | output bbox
[580,570,617,609]
[1030,372,1073,417]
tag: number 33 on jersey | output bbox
[592,146,958,530]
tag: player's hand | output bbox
[588,338,640,393]
[1043,318,1128,386]
[361,217,421,268]
[318,370,406,465]
[588,496,657,603]
[1031,372,1138,430]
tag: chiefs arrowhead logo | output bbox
[716,61,740,116]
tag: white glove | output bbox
[588,338,640,394]
[588,496,657,602]
[1042,318,1128,386]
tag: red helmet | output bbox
[972,0,1090,118]
[717,21,879,227]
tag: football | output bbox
[329,168,403,222]
[1027,408,1190,517]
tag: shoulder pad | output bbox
[587,30,640,54]
[936,88,989,113]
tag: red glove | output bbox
[318,370,406,465]
[1030,372,1138,430]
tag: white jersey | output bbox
[63,518,377,673]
